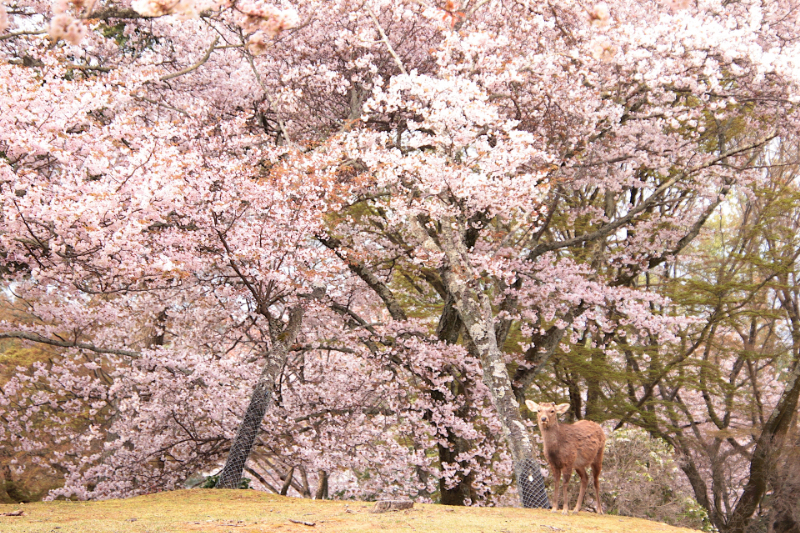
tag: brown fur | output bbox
[526,400,605,514]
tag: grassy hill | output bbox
[0,489,700,533]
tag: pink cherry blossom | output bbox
[0,1,798,527]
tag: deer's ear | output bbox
[555,403,570,415]
[525,400,540,412]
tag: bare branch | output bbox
[160,36,219,82]
[366,6,407,75]
[0,331,140,358]
[134,95,191,117]
[317,234,408,322]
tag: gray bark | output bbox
[435,220,550,508]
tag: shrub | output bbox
[601,428,714,532]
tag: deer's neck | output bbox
[541,423,562,451]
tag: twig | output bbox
[526,133,777,261]
[288,518,316,526]
[366,6,407,75]
[160,36,219,81]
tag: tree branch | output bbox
[0,30,47,42]
[241,46,294,147]
[528,135,776,262]
[160,37,219,82]
[366,6,407,75]
[0,331,140,358]
[318,235,408,321]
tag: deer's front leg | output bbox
[550,466,561,512]
[561,468,572,515]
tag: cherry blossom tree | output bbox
[308,0,800,511]
[626,146,800,533]
[1,0,800,524]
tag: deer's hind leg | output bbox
[572,467,589,513]
[592,449,604,514]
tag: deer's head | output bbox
[526,400,570,430]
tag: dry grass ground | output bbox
[0,488,700,533]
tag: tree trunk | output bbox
[436,221,550,508]
[215,306,305,489]
[280,467,295,496]
[315,471,329,500]
[769,428,800,533]
[214,372,275,489]
[726,357,800,533]
[435,294,479,505]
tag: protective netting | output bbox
[215,382,271,489]
[516,457,551,509]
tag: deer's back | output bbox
[545,420,605,469]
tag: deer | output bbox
[526,400,605,515]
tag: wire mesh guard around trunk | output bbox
[215,383,271,489]
[516,457,551,509]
